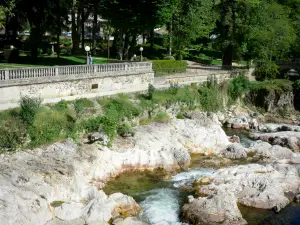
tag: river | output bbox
[103,128,300,225]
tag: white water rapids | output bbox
[138,168,215,225]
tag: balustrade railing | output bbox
[0,62,152,82]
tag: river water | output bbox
[103,128,300,225]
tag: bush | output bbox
[152,60,188,76]
[60,48,71,56]
[37,48,43,56]
[28,110,74,146]
[117,124,135,137]
[148,84,156,100]
[73,98,94,114]
[46,48,52,55]
[0,117,27,151]
[198,86,223,112]
[153,111,170,123]
[199,53,213,65]
[176,112,184,119]
[103,98,140,120]
[228,74,250,101]
[20,96,42,125]
[55,100,69,111]
[255,61,279,80]
[163,55,175,60]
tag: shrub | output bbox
[73,98,94,114]
[117,124,135,137]
[83,116,103,133]
[199,53,213,65]
[46,48,52,55]
[228,74,250,101]
[152,60,188,76]
[28,110,73,146]
[20,96,42,125]
[55,100,69,111]
[0,117,27,151]
[37,48,43,56]
[148,84,156,100]
[163,55,175,60]
[198,86,223,112]
[255,61,279,80]
[60,48,71,56]
[153,111,170,123]
[103,98,140,120]
[176,112,184,119]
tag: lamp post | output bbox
[139,47,143,62]
[85,46,90,64]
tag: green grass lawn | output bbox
[0,55,113,69]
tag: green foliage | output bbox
[255,61,279,80]
[228,74,250,101]
[0,117,27,152]
[152,60,188,76]
[20,96,42,125]
[28,109,75,147]
[103,98,140,120]
[148,84,156,100]
[153,111,170,123]
[46,48,52,55]
[176,112,184,119]
[117,124,135,137]
[55,100,69,111]
[74,98,94,114]
[168,82,180,95]
[198,86,223,112]
[249,79,293,93]
[37,48,43,56]
[163,55,176,60]
[60,48,71,56]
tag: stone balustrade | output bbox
[0,62,152,85]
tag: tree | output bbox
[172,0,216,58]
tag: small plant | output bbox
[176,112,184,119]
[153,111,170,123]
[117,124,135,137]
[228,74,250,101]
[55,100,68,111]
[168,82,179,95]
[20,96,42,125]
[46,48,52,55]
[50,201,64,207]
[73,98,94,114]
[147,84,155,100]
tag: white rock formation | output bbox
[0,114,228,225]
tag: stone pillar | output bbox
[4,70,9,80]
[55,67,59,76]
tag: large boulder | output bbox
[220,143,247,159]
[251,131,300,152]
[182,190,247,225]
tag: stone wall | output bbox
[0,72,154,110]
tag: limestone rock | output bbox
[88,132,110,145]
[182,189,247,225]
[220,143,247,159]
[251,131,300,152]
[114,217,148,225]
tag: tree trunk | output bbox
[71,0,80,54]
[222,44,233,68]
[30,26,41,61]
[92,12,97,56]
[118,29,125,60]
[57,33,60,58]
[81,8,85,52]
[107,35,110,63]
[128,33,137,60]
[150,28,154,51]
[169,16,173,56]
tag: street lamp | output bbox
[85,46,90,65]
[139,47,143,62]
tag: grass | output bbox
[0,55,115,69]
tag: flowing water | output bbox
[103,128,300,225]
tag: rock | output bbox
[114,217,148,225]
[53,202,84,221]
[294,194,300,203]
[220,143,247,159]
[224,116,250,130]
[249,118,259,130]
[196,164,300,213]
[88,132,110,145]
[229,135,240,143]
[259,123,300,133]
[45,218,86,225]
[247,141,294,161]
[182,189,247,225]
[0,113,229,225]
[251,131,300,152]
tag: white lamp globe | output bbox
[139,47,143,52]
[85,46,90,52]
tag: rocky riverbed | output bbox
[1,109,300,225]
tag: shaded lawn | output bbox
[0,55,111,69]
